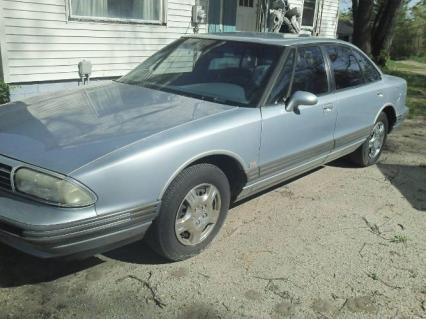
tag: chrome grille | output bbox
[0,163,12,191]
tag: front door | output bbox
[258,46,337,183]
[236,0,258,31]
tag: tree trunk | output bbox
[371,0,404,65]
[352,0,374,55]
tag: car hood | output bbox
[0,82,235,174]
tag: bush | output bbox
[0,81,10,104]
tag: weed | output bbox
[0,81,9,104]
[367,272,379,280]
[390,234,408,244]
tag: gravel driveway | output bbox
[1,119,425,319]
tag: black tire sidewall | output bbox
[151,164,230,261]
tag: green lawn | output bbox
[410,55,426,64]
[384,60,426,118]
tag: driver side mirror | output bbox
[285,91,318,112]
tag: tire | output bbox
[147,163,231,261]
[349,112,389,167]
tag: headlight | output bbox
[14,168,96,207]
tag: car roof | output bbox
[183,32,349,47]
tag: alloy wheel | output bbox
[175,183,222,246]
[368,121,386,159]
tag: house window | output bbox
[239,0,254,7]
[69,0,163,23]
[302,0,316,26]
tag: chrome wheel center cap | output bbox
[175,183,222,246]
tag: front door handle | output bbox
[323,104,334,112]
[377,91,384,97]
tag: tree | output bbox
[351,0,404,65]
[410,0,426,56]
[391,0,426,59]
[352,0,375,55]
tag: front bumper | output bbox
[0,199,159,258]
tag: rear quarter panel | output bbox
[381,74,408,120]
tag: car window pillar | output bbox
[258,46,291,108]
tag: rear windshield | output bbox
[118,38,283,107]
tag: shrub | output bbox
[0,81,10,104]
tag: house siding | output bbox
[1,0,206,84]
[1,0,339,100]
[315,0,339,38]
[287,0,339,38]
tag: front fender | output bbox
[71,107,261,216]
[158,149,248,199]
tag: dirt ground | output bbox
[0,119,425,319]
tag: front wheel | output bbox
[349,112,388,167]
[147,163,230,261]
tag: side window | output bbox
[267,49,295,104]
[291,46,328,95]
[326,46,364,90]
[352,49,382,83]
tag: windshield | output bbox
[118,38,283,107]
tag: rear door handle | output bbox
[323,104,334,112]
[377,92,384,97]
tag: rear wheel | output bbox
[147,163,230,261]
[349,112,388,167]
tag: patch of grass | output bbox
[390,234,409,244]
[410,55,426,64]
[366,272,378,280]
[384,61,426,118]
[0,81,9,104]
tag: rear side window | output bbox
[352,49,382,83]
[291,46,328,95]
[326,46,364,90]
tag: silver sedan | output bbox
[0,33,408,260]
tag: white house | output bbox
[0,0,340,100]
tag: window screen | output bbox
[302,0,316,26]
[239,0,254,7]
[70,0,161,21]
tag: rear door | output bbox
[258,46,337,182]
[324,45,384,154]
